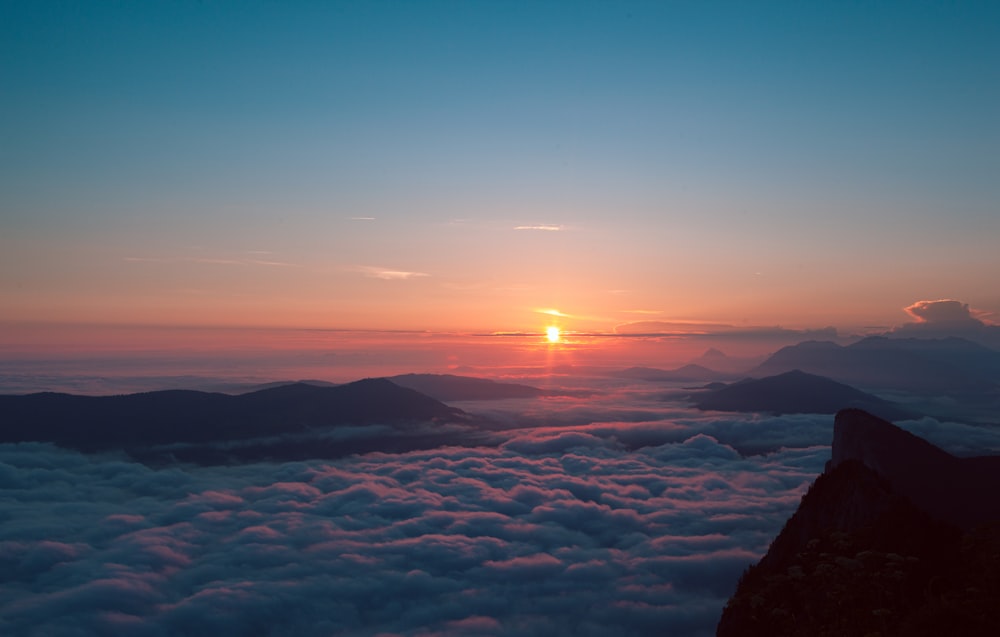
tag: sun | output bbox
[546,326,561,343]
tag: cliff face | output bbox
[717,409,1000,637]
[830,408,1000,529]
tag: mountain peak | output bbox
[693,371,912,420]
[828,409,1000,529]
[828,408,953,474]
[717,410,1000,636]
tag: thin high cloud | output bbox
[351,265,430,280]
[534,308,617,324]
[123,255,299,268]
[514,225,562,231]
[614,321,839,341]
[536,308,570,318]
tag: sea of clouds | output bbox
[2,377,998,637]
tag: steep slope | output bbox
[829,408,1000,528]
[717,409,1000,636]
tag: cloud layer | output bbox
[5,376,995,637]
[0,429,826,636]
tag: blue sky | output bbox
[2,0,998,334]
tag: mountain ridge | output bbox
[717,409,1000,636]
[386,373,587,400]
[755,336,1000,395]
[692,370,915,420]
[0,378,466,461]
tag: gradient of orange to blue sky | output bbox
[2,1,999,365]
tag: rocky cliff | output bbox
[829,408,1000,529]
[716,409,1000,637]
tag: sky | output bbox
[4,5,1000,632]
[2,0,999,361]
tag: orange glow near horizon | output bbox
[546,326,561,343]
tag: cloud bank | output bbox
[0,429,826,636]
[890,299,1000,347]
[5,376,995,637]
[903,299,982,325]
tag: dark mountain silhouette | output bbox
[697,347,730,365]
[238,378,340,392]
[755,336,1000,395]
[692,348,762,374]
[0,379,466,463]
[693,370,915,420]
[829,408,1000,528]
[387,373,567,400]
[717,409,1000,636]
[613,364,728,382]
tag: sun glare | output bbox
[546,326,561,343]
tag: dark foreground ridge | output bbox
[0,379,468,464]
[717,409,1000,636]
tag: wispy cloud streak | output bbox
[514,225,562,231]
[351,266,430,280]
[123,255,299,267]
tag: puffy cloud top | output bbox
[4,379,994,636]
[893,299,999,346]
[0,425,828,637]
[903,299,984,326]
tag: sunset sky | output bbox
[3,1,998,356]
[4,5,1000,631]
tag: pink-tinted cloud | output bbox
[3,388,996,637]
[891,299,1000,346]
[903,299,984,326]
[351,265,430,280]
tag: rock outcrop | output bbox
[717,409,1000,637]
[829,408,1000,529]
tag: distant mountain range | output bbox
[0,379,468,464]
[387,373,586,400]
[717,409,1000,636]
[755,336,1000,395]
[235,374,573,402]
[692,370,916,420]
[692,347,764,374]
